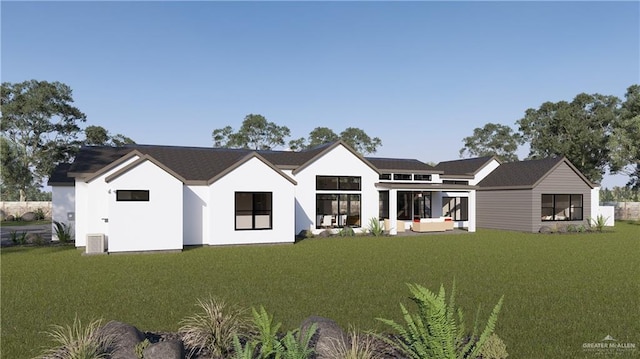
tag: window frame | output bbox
[316,176,361,191]
[541,194,583,221]
[442,196,469,221]
[235,192,273,230]
[116,190,150,202]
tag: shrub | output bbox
[54,221,74,243]
[10,230,27,245]
[589,215,609,232]
[367,218,384,237]
[36,316,113,359]
[35,208,46,220]
[179,296,251,359]
[479,333,508,359]
[320,327,383,359]
[377,281,504,359]
[338,226,356,237]
[279,323,317,359]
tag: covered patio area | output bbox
[376,182,478,235]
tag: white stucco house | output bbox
[48,141,605,253]
[49,141,482,253]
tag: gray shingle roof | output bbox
[477,157,565,188]
[365,157,439,173]
[47,163,75,186]
[434,156,496,176]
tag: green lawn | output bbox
[1,219,51,227]
[2,222,639,358]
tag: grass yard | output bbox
[2,222,639,358]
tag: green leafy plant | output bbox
[479,333,508,359]
[589,215,609,232]
[10,230,27,245]
[278,323,317,359]
[35,208,46,220]
[232,336,257,359]
[338,226,355,237]
[367,218,384,237]
[179,296,251,359]
[251,305,282,358]
[321,327,383,359]
[135,339,151,359]
[54,221,74,243]
[36,316,113,359]
[377,281,504,359]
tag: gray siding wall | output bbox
[477,190,534,231]
[533,162,591,231]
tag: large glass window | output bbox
[379,191,389,219]
[316,176,361,190]
[397,191,431,220]
[235,192,272,230]
[541,194,583,221]
[316,194,361,228]
[116,190,149,201]
[393,173,412,181]
[442,196,468,221]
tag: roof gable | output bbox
[478,157,595,189]
[291,141,380,175]
[434,156,498,176]
[104,154,187,184]
[207,152,297,186]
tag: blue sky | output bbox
[2,1,639,187]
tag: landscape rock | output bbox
[317,230,332,238]
[300,316,347,359]
[539,226,552,234]
[143,340,185,359]
[26,232,49,245]
[21,212,36,221]
[99,321,145,359]
[5,214,15,221]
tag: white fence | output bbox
[0,201,52,220]
[602,202,640,221]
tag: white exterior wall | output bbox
[75,156,140,247]
[293,145,379,234]
[51,186,75,241]
[209,157,295,245]
[470,159,501,185]
[183,185,209,246]
[107,161,183,252]
[591,187,600,221]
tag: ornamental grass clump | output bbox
[377,281,504,359]
[320,327,384,359]
[53,221,74,243]
[179,296,251,359]
[36,316,113,359]
[367,218,385,237]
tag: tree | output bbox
[84,125,135,146]
[212,114,291,150]
[289,126,382,155]
[517,92,619,183]
[459,123,523,162]
[610,85,640,189]
[339,127,382,155]
[1,80,86,201]
[288,127,339,151]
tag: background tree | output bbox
[1,80,86,201]
[212,114,290,150]
[288,127,339,151]
[609,85,640,189]
[517,92,619,183]
[290,126,382,155]
[84,125,135,146]
[459,123,523,162]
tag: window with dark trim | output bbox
[316,194,361,229]
[393,173,412,181]
[235,192,272,230]
[379,173,392,180]
[116,190,149,201]
[414,174,432,181]
[442,196,468,221]
[316,176,361,190]
[442,180,469,185]
[541,194,583,221]
[379,191,389,219]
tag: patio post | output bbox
[389,188,397,235]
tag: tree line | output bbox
[459,85,640,187]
